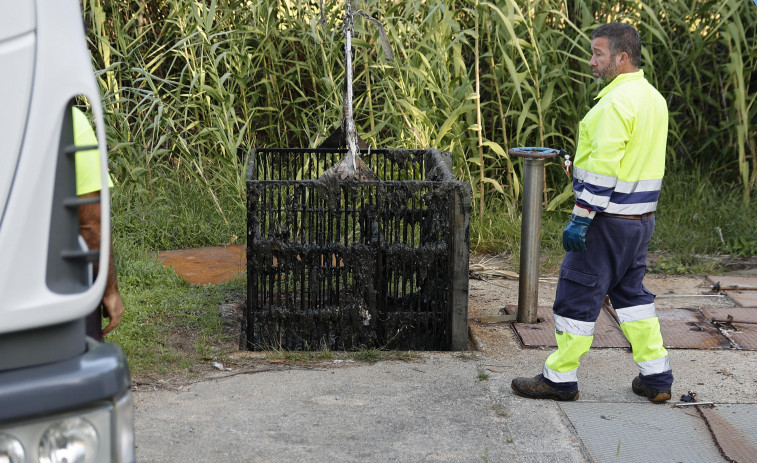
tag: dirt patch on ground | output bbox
[157,245,246,285]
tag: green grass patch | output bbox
[346,348,418,364]
[652,169,757,271]
[111,178,245,252]
[108,248,245,377]
[263,349,337,364]
[491,403,508,418]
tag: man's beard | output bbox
[595,57,618,84]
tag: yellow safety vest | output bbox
[73,106,113,195]
[573,70,668,215]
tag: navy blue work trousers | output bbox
[553,213,656,322]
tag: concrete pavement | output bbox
[133,274,757,462]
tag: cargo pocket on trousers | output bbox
[554,267,600,321]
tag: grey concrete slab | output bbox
[701,307,757,324]
[645,275,732,310]
[132,273,757,462]
[134,354,589,463]
[559,403,727,463]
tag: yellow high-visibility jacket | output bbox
[73,106,113,196]
[573,70,668,215]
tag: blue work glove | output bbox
[562,214,593,252]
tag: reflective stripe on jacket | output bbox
[573,70,668,215]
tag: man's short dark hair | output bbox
[592,22,642,68]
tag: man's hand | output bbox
[562,214,593,252]
[78,191,124,337]
[101,291,124,336]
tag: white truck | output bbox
[0,1,135,462]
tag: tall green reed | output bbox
[83,0,756,252]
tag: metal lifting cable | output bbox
[320,0,392,181]
[343,0,358,171]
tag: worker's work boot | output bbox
[632,376,671,403]
[511,374,579,401]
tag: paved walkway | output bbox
[134,258,757,462]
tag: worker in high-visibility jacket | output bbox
[511,22,673,402]
[73,106,125,340]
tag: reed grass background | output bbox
[82,0,756,260]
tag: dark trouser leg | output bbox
[608,214,673,390]
[544,214,672,391]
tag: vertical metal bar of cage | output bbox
[314,181,320,322]
[309,184,316,349]
[318,184,324,315]
[267,189,276,340]
[274,161,280,311]
[262,159,270,345]
[300,185,306,336]
[247,151,257,349]
[448,180,471,350]
[325,183,331,307]
[336,185,343,308]
[391,186,398,306]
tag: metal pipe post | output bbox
[517,158,544,323]
[508,147,561,324]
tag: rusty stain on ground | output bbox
[157,245,246,285]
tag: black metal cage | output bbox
[246,148,470,351]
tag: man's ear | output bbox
[618,51,629,67]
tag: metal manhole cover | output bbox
[724,290,757,308]
[701,307,757,324]
[699,404,757,462]
[506,305,629,348]
[728,323,757,350]
[657,308,732,349]
[559,402,727,462]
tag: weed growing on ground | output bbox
[491,403,508,418]
[348,349,418,364]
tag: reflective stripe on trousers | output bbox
[543,311,671,386]
[618,312,671,376]
[542,318,594,384]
